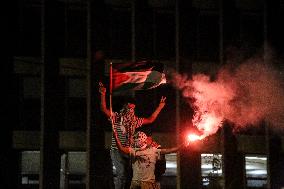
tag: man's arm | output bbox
[160,146,180,154]
[99,82,111,117]
[143,96,166,125]
[160,142,189,154]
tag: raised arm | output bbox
[143,96,166,125]
[111,122,131,154]
[99,82,111,117]
[160,142,189,154]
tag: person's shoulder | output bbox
[145,146,160,154]
[108,111,119,121]
[111,111,119,117]
[130,147,140,156]
[137,116,144,121]
[152,147,161,153]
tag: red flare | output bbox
[186,134,202,142]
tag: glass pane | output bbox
[61,152,86,189]
[201,153,223,186]
[245,155,267,188]
[68,152,86,174]
[164,153,177,176]
[160,153,177,189]
[21,151,40,185]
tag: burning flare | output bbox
[186,134,204,142]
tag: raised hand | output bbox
[99,82,106,95]
[159,96,166,108]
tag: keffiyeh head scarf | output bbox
[133,131,148,148]
[118,104,136,145]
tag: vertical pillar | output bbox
[264,1,272,188]
[1,1,21,188]
[220,0,246,188]
[87,0,113,188]
[269,135,284,189]
[223,123,245,189]
[180,148,202,189]
[175,0,181,188]
[39,1,65,189]
[177,0,201,188]
[131,0,136,62]
[264,0,283,55]
[86,1,93,188]
[264,1,284,187]
[222,0,240,62]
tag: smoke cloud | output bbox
[169,57,284,137]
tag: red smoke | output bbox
[170,57,284,138]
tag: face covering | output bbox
[118,105,136,146]
[134,131,148,148]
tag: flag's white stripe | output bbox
[114,71,166,92]
[121,71,153,84]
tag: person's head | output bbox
[120,97,136,114]
[134,131,148,148]
[134,132,160,149]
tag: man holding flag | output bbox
[98,60,167,189]
[99,79,166,189]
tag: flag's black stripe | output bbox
[113,61,164,72]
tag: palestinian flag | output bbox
[111,60,166,93]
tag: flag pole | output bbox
[109,62,115,131]
[109,62,113,113]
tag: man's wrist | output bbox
[158,104,164,108]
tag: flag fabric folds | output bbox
[111,60,166,93]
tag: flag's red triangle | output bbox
[112,69,130,89]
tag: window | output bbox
[61,152,86,188]
[201,153,223,186]
[20,151,87,188]
[164,153,177,176]
[245,155,267,188]
[160,153,178,189]
[21,151,40,185]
